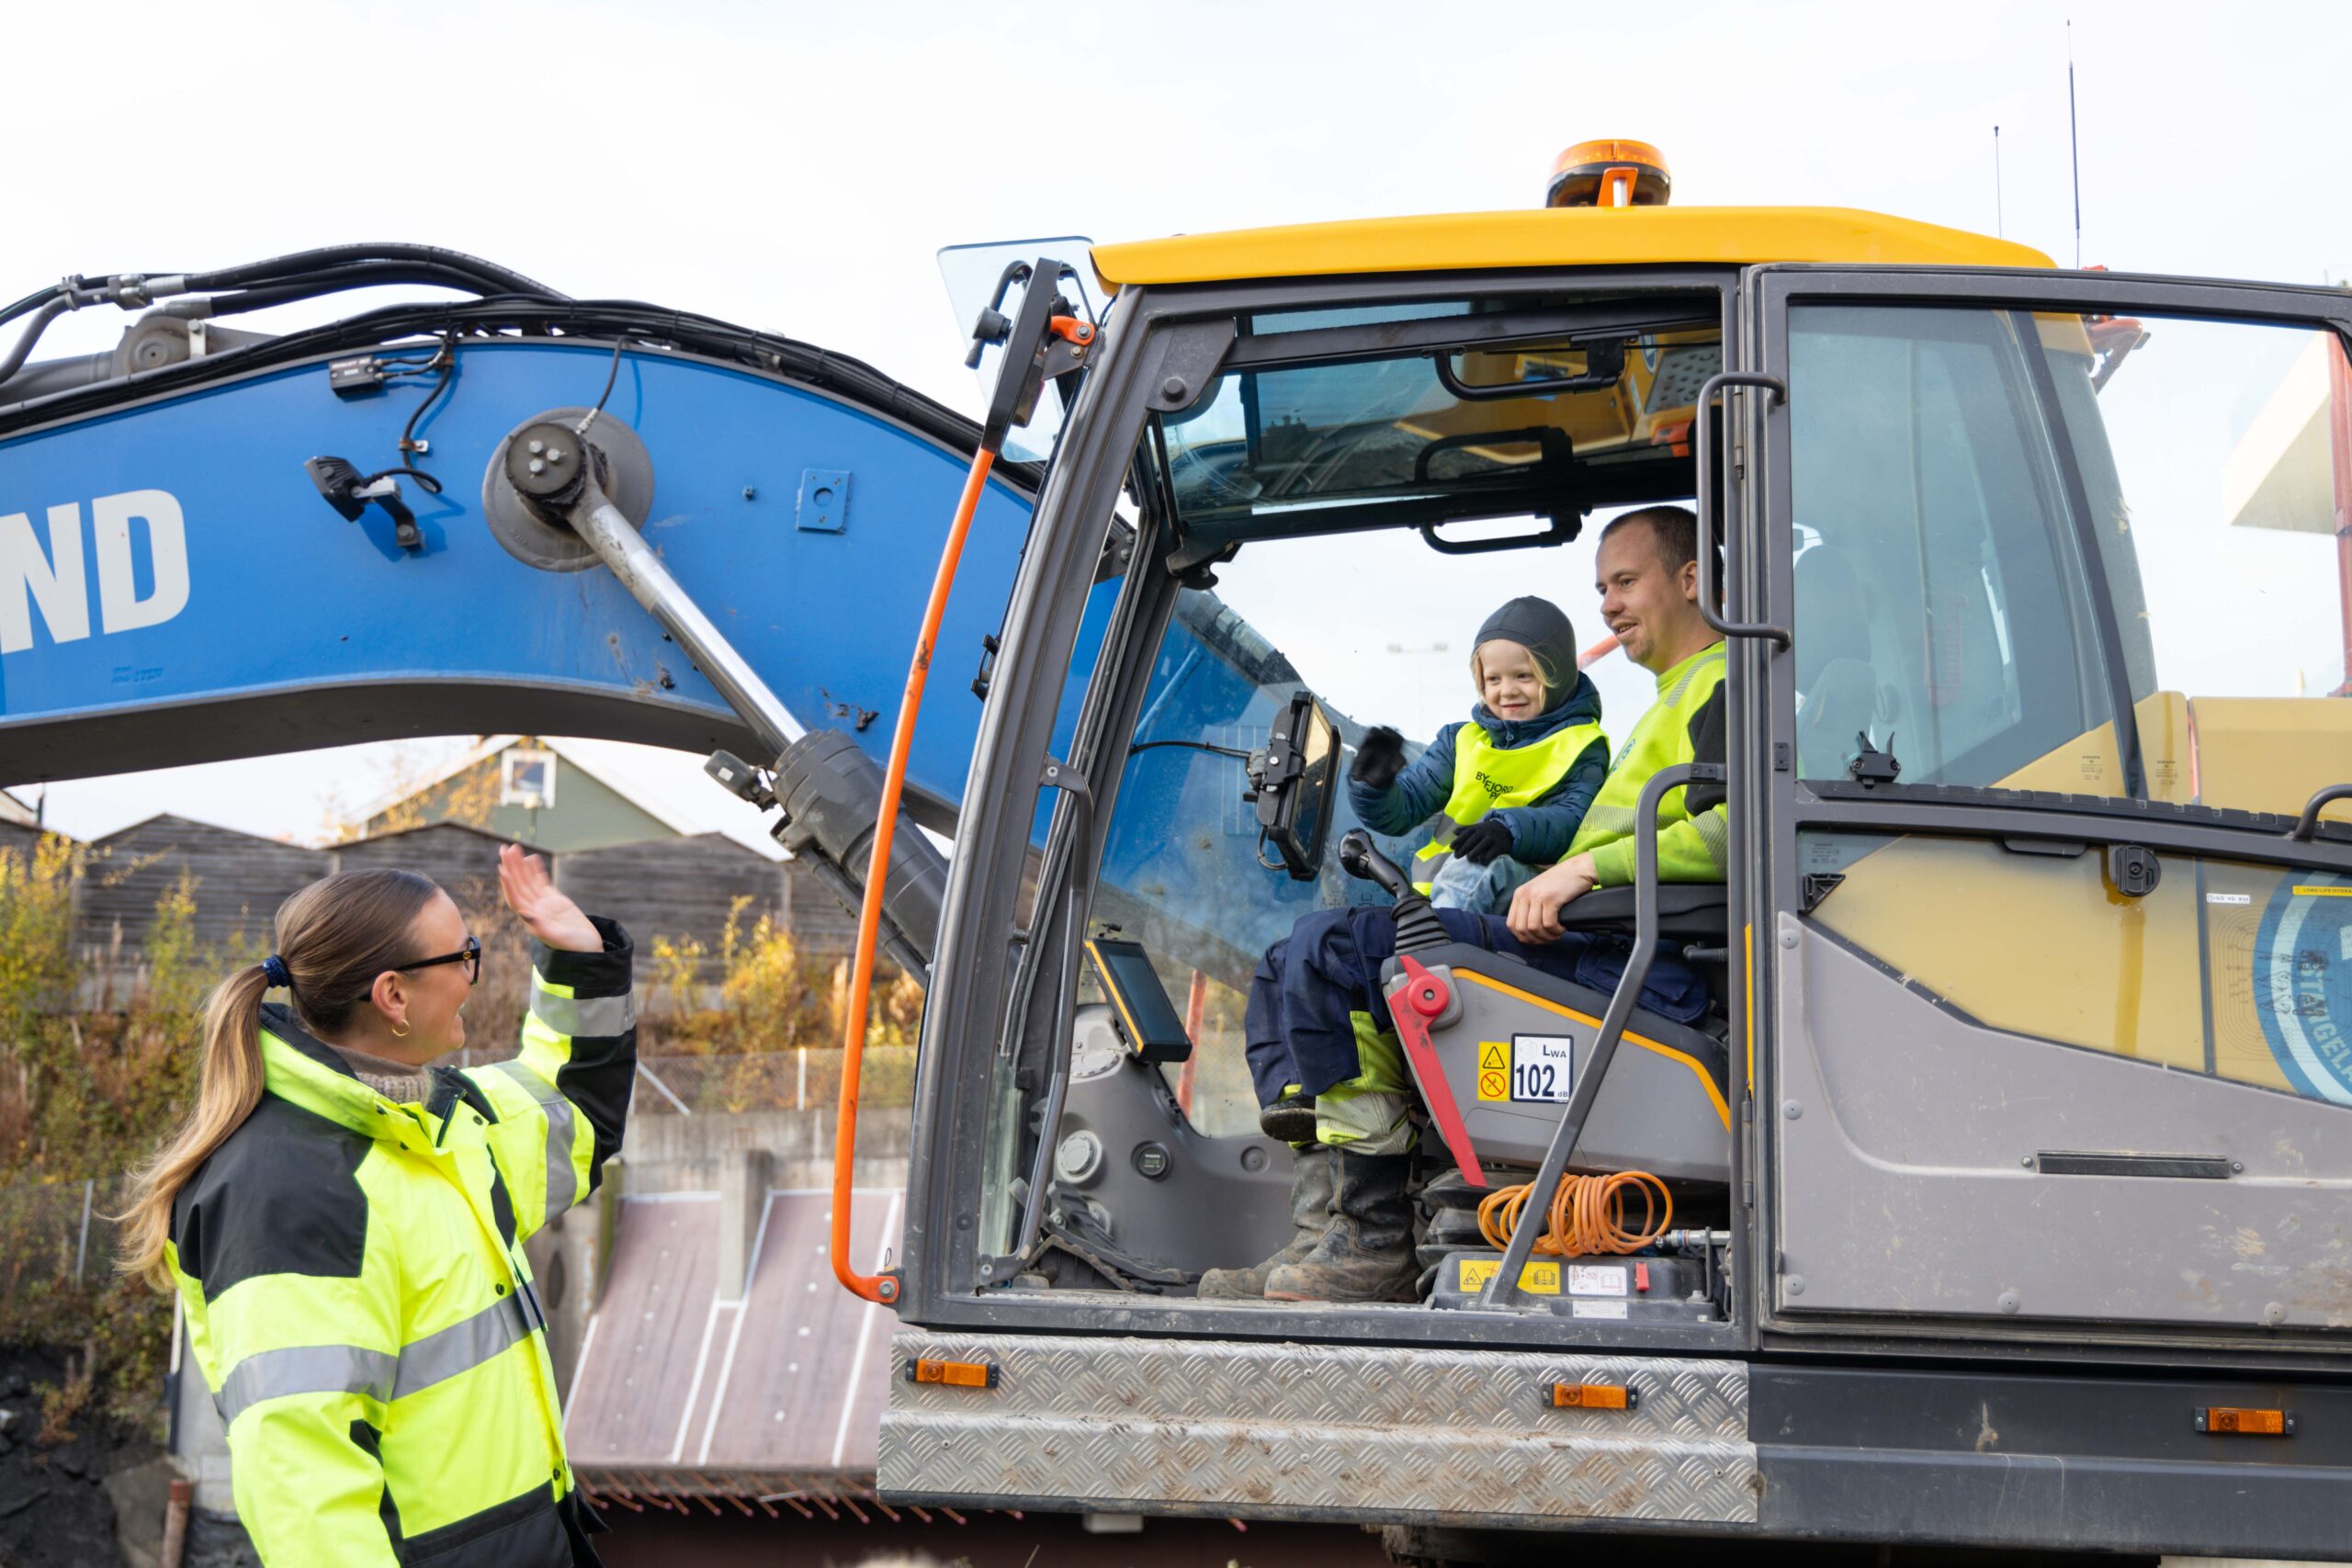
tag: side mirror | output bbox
[1247,690,1339,881]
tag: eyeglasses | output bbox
[400,935,481,986]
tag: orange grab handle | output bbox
[832,446,998,1305]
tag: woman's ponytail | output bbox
[116,963,272,1290]
[117,867,440,1291]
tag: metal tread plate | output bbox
[880,1327,1757,1526]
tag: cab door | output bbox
[1750,266,2352,1337]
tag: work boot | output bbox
[1262,1150,1419,1303]
[1258,1092,1317,1145]
[1196,1145,1336,1299]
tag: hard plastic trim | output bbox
[1091,207,2053,289]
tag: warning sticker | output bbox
[1476,1043,1510,1102]
[2207,892,2253,906]
[1567,1263,1628,1297]
[1571,1299,1630,1320]
[1456,1258,1561,1294]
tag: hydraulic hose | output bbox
[183,243,563,299]
[0,285,62,330]
[189,266,553,319]
[831,446,997,1306]
[0,298,71,391]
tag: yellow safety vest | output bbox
[1567,642,1729,886]
[1412,717,1605,892]
[168,924,635,1567]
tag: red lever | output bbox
[1389,955,1485,1189]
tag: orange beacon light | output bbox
[1546,140,1672,209]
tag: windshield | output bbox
[1158,299,1719,550]
[1089,515,1668,1134]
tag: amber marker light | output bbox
[1554,1382,1640,1410]
[2195,1407,2292,1436]
[906,1358,999,1390]
[1546,140,1672,209]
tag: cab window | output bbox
[1789,303,2352,814]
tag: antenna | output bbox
[1993,125,2004,237]
[2068,20,2083,268]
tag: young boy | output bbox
[1346,596,1607,912]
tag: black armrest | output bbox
[1556,882,1728,943]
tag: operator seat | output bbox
[1341,836,1732,1189]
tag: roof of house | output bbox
[0,790,38,829]
[337,818,554,852]
[355,736,786,861]
[1090,205,2054,288]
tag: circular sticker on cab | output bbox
[2255,871,2352,1105]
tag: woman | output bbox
[119,844,635,1567]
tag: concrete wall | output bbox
[614,1104,911,1194]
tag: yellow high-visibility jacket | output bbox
[1567,642,1730,886]
[168,919,635,1567]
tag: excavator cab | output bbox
[928,270,1752,1312]
[882,204,2352,1548]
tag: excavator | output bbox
[6,141,2350,1563]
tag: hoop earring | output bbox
[390,1021,411,1039]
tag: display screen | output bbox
[1083,939,1193,1063]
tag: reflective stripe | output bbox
[212,1296,537,1426]
[500,1061,580,1224]
[1661,648,1726,710]
[391,1292,535,1400]
[1689,806,1732,870]
[530,984,634,1039]
[214,1343,396,1427]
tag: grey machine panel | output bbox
[1774,912,2352,1331]
[880,1327,1758,1526]
[1040,1004,1295,1280]
[1387,952,1733,1185]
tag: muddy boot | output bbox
[1258,1092,1317,1145]
[1261,1151,1419,1303]
[1197,1145,1336,1299]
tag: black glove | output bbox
[1449,817,1513,865]
[1350,726,1407,789]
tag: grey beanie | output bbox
[1474,595,1579,712]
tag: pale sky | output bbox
[8,0,2351,840]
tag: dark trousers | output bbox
[1244,905,1710,1108]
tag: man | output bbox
[1203,504,1730,1303]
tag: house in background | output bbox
[0,789,42,862]
[359,735,721,853]
[3,738,865,995]
[351,735,859,963]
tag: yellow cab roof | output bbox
[1090,206,2053,289]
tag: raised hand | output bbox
[1351,726,1407,790]
[498,843,602,953]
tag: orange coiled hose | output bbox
[1475,1170,1673,1257]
